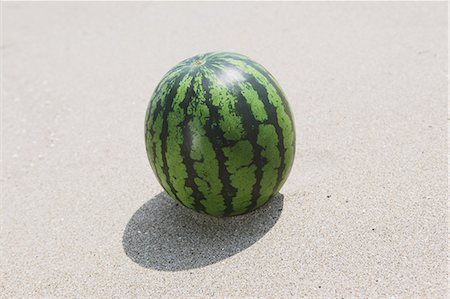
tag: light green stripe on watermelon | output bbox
[188,74,226,215]
[165,74,195,209]
[202,69,244,141]
[222,140,256,215]
[275,107,294,180]
[239,82,268,122]
[256,124,281,207]
[146,78,177,169]
[144,107,151,160]
[224,58,294,180]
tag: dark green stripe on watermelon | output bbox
[145,52,295,216]
[146,76,179,195]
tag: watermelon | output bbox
[145,52,295,216]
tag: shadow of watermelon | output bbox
[122,192,284,271]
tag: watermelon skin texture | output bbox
[145,52,295,216]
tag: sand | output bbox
[1,2,448,298]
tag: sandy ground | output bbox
[1,2,448,298]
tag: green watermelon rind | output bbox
[145,52,295,216]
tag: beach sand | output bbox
[2,2,447,297]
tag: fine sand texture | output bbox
[2,2,448,298]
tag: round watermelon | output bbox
[145,52,295,216]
